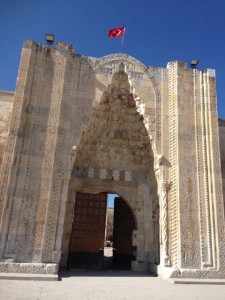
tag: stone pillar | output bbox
[165,61,225,278]
[0,41,55,261]
[40,42,78,264]
[159,180,170,267]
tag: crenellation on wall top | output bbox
[21,41,217,79]
[56,41,75,55]
[167,61,186,69]
[23,40,37,49]
[23,40,50,52]
[22,40,74,58]
[205,69,216,78]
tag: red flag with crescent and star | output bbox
[108,26,125,38]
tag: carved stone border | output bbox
[168,62,179,268]
[81,53,162,147]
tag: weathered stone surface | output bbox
[219,119,225,211]
[0,91,14,169]
[0,40,224,279]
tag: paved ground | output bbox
[0,270,225,300]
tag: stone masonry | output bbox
[0,91,14,169]
[0,40,225,278]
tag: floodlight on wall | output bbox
[190,60,199,69]
[45,34,54,45]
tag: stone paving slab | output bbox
[168,278,225,285]
[0,272,58,281]
[0,270,225,300]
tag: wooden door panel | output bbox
[113,197,136,255]
[113,197,136,269]
[70,192,107,253]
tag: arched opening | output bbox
[60,62,160,273]
[67,192,136,270]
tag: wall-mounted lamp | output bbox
[190,60,199,69]
[45,34,54,45]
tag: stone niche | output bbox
[0,40,225,279]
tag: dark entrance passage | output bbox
[113,197,136,270]
[68,192,136,271]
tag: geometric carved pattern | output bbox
[41,50,76,264]
[32,50,67,263]
[71,166,146,183]
[168,62,179,268]
[177,66,200,269]
[194,69,206,266]
[199,70,213,268]
[0,46,44,261]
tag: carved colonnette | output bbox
[167,61,180,268]
[200,71,225,272]
[159,180,171,267]
[185,68,225,275]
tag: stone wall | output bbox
[0,91,14,169]
[0,40,225,278]
[219,119,225,211]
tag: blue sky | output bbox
[0,0,225,118]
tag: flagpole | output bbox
[121,26,125,54]
[121,36,124,53]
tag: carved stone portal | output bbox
[0,41,225,279]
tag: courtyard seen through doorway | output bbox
[68,192,136,271]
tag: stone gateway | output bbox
[0,40,225,279]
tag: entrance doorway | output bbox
[67,192,136,271]
[113,197,136,270]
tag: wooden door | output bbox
[113,197,136,269]
[69,192,107,269]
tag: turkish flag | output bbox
[108,26,125,38]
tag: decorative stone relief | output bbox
[0,47,33,231]
[0,40,225,279]
[32,50,67,262]
[75,62,155,178]
[168,62,179,268]
[160,180,171,267]
[79,53,162,145]
[69,62,161,269]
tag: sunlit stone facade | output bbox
[0,40,225,278]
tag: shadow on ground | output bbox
[59,268,157,279]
